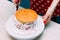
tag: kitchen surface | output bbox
[0,0,60,40]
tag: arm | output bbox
[43,0,60,25]
[46,0,59,16]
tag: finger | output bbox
[13,0,21,4]
[42,15,50,25]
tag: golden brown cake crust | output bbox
[15,9,38,23]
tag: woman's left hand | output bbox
[42,14,52,25]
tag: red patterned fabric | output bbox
[30,0,60,17]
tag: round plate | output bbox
[6,15,44,39]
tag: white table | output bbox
[36,21,60,40]
[0,1,60,40]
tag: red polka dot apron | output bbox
[30,0,60,17]
[30,0,60,23]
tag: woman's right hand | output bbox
[12,0,21,10]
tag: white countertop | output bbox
[0,1,60,40]
[36,21,60,40]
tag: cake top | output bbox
[15,9,38,23]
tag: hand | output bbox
[42,14,52,25]
[12,0,21,10]
[12,0,21,4]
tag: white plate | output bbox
[6,15,44,40]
